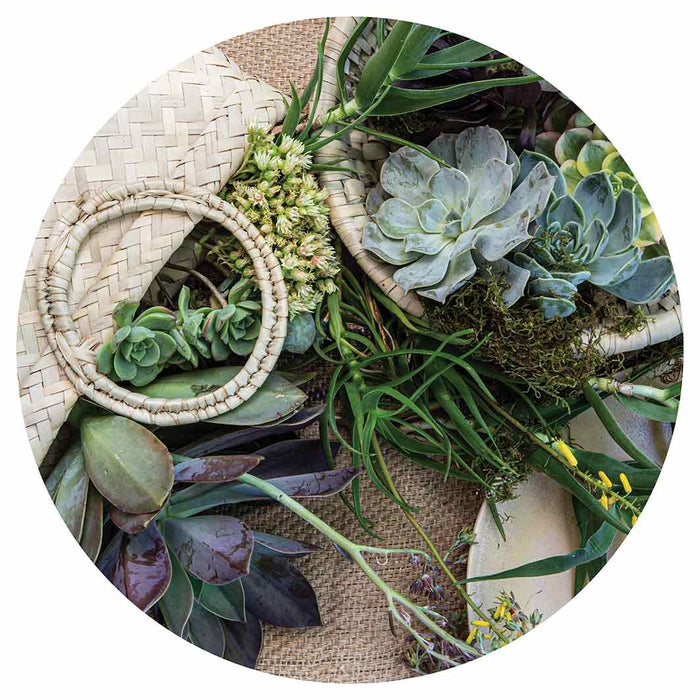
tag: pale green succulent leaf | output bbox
[538,297,577,319]
[374,198,424,239]
[513,252,552,280]
[576,140,617,177]
[484,258,530,307]
[380,147,439,204]
[152,331,177,363]
[551,270,591,286]
[517,150,567,200]
[471,211,530,262]
[113,301,139,329]
[427,133,458,167]
[139,339,161,367]
[128,326,155,343]
[466,158,513,226]
[601,256,674,305]
[606,188,641,254]
[418,198,449,233]
[529,277,578,298]
[573,172,616,228]
[394,244,453,292]
[131,363,163,387]
[362,222,421,265]
[546,194,585,229]
[586,245,641,286]
[561,159,583,193]
[601,150,632,176]
[554,127,592,165]
[636,211,662,246]
[580,219,610,263]
[404,232,452,255]
[114,352,138,381]
[455,126,507,178]
[416,247,477,303]
[506,142,521,183]
[428,167,470,213]
[96,342,115,375]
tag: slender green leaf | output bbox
[280,83,302,136]
[615,394,678,423]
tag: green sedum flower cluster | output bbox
[204,125,339,317]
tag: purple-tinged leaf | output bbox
[111,506,159,534]
[267,467,360,499]
[253,532,319,558]
[251,439,341,480]
[110,523,172,612]
[81,416,174,514]
[163,515,253,585]
[177,404,326,458]
[198,580,245,622]
[188,602,225,657]
[173,455,261,483]
[45,442,82,499]
[79,485,104,562]
[242,553,321,628]
[97,531,124,581]
[53,446,89,540]
[222,614,263,669]
[158,549,193,637]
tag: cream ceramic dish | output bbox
[467,394,673,623]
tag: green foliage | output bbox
[362,126,556,305]
[96,301,177,386]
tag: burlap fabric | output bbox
[220,20,484,683]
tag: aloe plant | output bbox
[96,301,178,386]
[514,154,674,319]
[537,111,661,246]
[362,126,556,305]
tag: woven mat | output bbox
[217,19,484,684]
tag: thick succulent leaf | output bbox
[363,222,421,265]
[517,150,567,200]
[427,133,458,166]
[471,211,530,262]
[221,614,263,669]
[163,515,254,585]
[113,352,137,381]
[394,244,453,292]
[173,455,261,483]
[573,173,616,228]
[188,602,225,657]
[380,146,439,203]
[176,405,326,459]
[547,195,584,229]
[587,245,641,286]
[529,277,578,298]
[140,368,307,427]
[484,258,531,307]
[404,232,452,256]
[481,161,554,225]
[251,439,341,480]
[455,125,507,178]
[111,506,159,534]
[374,198,424,238]
[283,312,316,354]
[417,247,477,303]
[538,297,577,319]
[130,363,162,387]
[554,127,592,165]
[242,553,321,628]
[198,579,245,622]
[79,484,104,562]
[506,142,521,182]
[96,343,115,376]
[581,219,610,263]
[158,547,194,637]
[418,199,449,232]
[81,415,174,514]
[551,269,591,286]
[113,300,139,328]
[253,532,319,557]
[151,331,177,362]
[561,159,583,193]
[465,159,513,226]
[514,252,551,279]
[636,211,662,246]
[601,256,675,304]
[428,167,470,212]
[577,139,617,177]
[53,445,89,540]
[365,184,387,215]
[111,523,172,612]
[602,150,632,176]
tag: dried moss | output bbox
[426,274,624,398]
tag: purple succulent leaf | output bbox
[158,551,193,638]
[221,613,263,669]
[187,602,225,657]
[163,515,254,585]
[252,532,319,558]
[110,505,159,534]
[250,439,341,480]
[173,455,261,483]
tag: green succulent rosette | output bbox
[96,301,178,386]
[362,126,556,306]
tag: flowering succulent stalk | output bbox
[96,301,177,386]
[203,126,339,317]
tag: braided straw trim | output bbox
[314,18,425,317]
[18,47,287,464]
[37,179,287,425]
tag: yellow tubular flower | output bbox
[473,620,490,628]
[466,628,477,645]
[555,439,578,466]
[631,515,638,526]
[599,494,609,510]
[598,471,613,488]
[620,473,632,494]
[484,634,492,640]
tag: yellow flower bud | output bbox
[555,439,578,466]
[473,620,490,628]
[631,515,638,526]
[620,473,632,494]
[598,471,613,488]
[466,628,477,645]
[599,494,609,510]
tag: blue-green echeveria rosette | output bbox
[514,152,675,319]
[362,126,557,306]
[96,301,178,386]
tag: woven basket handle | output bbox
[37,178,288,426]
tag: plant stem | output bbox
[589,377,677,405]
[165,263,227,308]
[369,434,507,642]
[235,472,481,663]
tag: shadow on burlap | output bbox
[218,17,485,685]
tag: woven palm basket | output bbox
[18,47,288,466]
[312,17,683,351]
